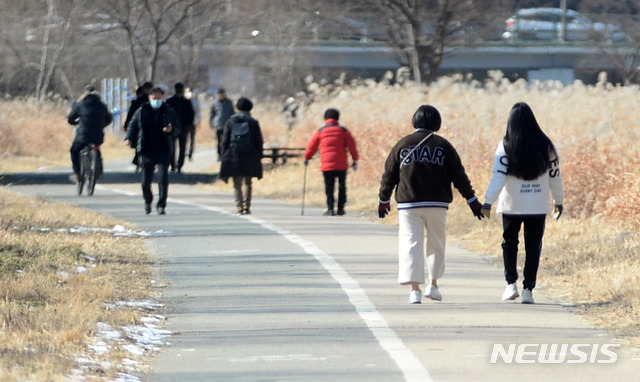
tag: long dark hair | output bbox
[503,102,556,180]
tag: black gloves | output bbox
[469,200,484,220]
[378,201,391,218]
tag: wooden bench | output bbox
[262,147,305,165]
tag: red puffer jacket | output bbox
[305,119,359,171]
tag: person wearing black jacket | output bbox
[378,105,484,304]
[67,85,112,182]
[124,81,153,170]
[166,82,195,173]
[219,97,264,215]
[124,87,181,215]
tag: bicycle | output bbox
[76,144,102,196]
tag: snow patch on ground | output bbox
[15,224,173,380]
[17,224,170,237]
[67,301,172,381]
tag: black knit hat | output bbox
[236,97,253,112]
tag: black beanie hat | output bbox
[237,97,253,112]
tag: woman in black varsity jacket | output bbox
[378,105,484,304]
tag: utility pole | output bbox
[559,0,567,42]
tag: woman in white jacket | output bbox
[481,102,564,304]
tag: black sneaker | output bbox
[242,208,251,215]
[323,209,335,216]
[337,209,345,216]
[145,204,152,214]
[157,207,166,215]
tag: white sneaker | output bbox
[521,289,534,304]
[424,285,442,301]
[409,290,422,304]
[502,283,519,301]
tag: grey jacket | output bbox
[210,98,234,131]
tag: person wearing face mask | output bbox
[124,87,181,215]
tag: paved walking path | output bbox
[5,149,640,381]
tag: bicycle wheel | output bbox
[87,147,99,196]
[77,147,88,195]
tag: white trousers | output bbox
[398,208,447,285]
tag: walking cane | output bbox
[301,164,308,216]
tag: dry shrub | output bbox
[251,73,640,230]
[0,98,71,159]
[0,97,182,172]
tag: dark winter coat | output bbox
[379,129,477,210]
[166,95,195,136]
[124,94,148,132]
[67,94,112,145]
[125,102,181,155]
[219,112,264,182]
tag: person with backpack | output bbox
[378,105,484,304]
[481,102,564,304]
[304,108,359,216]
[219,97,264,215]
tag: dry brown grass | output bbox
[0,188,154,380]
[0,97,214,172]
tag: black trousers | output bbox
[172,132,188,171]
[70,139,101,174]
[70,140,86,174]
[216,129,223,160]
[140,152,170,208]
[501,214,546,290]
[323,170,347,211]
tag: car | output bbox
[502,8,628,42]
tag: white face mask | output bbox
[150,99,162,109]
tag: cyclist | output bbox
[68,85,112,183]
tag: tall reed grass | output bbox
[255,72,640,229]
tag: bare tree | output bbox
[360,0,508,84]
[35,0,81,102]
[171,1,229,85]
[96,0,208,84]
[0,0,81,97]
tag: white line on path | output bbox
[103,187,434,382]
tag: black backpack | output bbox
[230,119,252,154]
